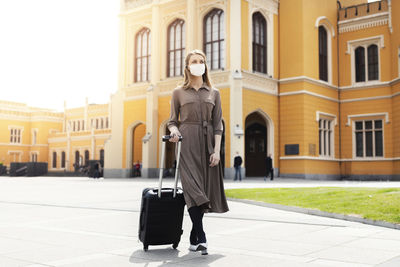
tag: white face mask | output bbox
[189,64,205,76]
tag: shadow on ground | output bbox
[129,247,224,266]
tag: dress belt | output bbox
[180,121,214,154]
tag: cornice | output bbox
[339,12,389,33]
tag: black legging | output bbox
[188,206,206,244]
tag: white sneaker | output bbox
[196,243,208,255]
[188,244,197,252]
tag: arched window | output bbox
[168,19,185,77]
[368,44,378,81]
[77,121,80,131]
[355,46,365,82]
[61,151,66,168]
[135,28,151,82]
[82,120,85,131]
[106,117,109,128]
[204,8,225,70]
[252,12,267,74]
[101,118,104,129]
[318,26,328,82]
[52,152,57,168]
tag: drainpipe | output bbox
[337,1,342,179]
[388,0,393,33]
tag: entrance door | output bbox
[245,123,267,176]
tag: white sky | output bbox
[0,0,379,112]
[0,0,120,112]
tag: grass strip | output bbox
[225,187,400,224]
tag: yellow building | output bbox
[0,99,111,173]
[103,0,400,180]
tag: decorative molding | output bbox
[123,0,152,11]
[279,76,338,91]
[247,0,279,15]
[279,156,400,162]
[339,12,389,33]
[315,16,336,37]
[279,90,339,103]
[199,0,226,14]
[123,84,148,98]
[316,111,337,126]
[346,112,389,126]
[346,35,384,55]
[210,70,230,87]
[242,70,278,94]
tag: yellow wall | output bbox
[123,98,146,169]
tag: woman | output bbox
[167,50,229,255]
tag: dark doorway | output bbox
[84,150,89,166]
[131,123,145,177]
[245,113,267,177]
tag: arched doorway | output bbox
[131,123,146,177]
[84,150,89,166]
[74,151,80,171]
[245,112,267,177]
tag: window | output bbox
[96,119,99,129]
[355,46,365,82]
[31,153,37,162]
[252,12,267,74]
[355,120,383,157]
[82,120,85,131]
[355,44,379,83]
[101,118,104,129]
[168,19,185,77]
[106,117,109,128]
[10,128,22,144]
[61,151,66,168]
[204,8,225,70]
[135,28,151,82]
[32,130,37,145]
[319,119,333,157]
[52,152,57,168]
[319,26,328,82]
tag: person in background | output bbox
[265,154,273,181]
[233,151,242,181]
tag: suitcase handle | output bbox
[158,135,182,198]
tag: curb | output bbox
[227,197,400,230]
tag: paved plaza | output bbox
[0,177,400,266]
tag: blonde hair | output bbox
[181,49,213,89]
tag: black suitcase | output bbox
[138,135,185,251]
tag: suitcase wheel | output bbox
[143,244,149,251]
[172,242,178,249]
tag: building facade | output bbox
[103,0,400,180]
[0,99,111,172]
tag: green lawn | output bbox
[225,187,400,224]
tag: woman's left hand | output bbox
[209,152,220,167]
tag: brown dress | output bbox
[167,84,229,213]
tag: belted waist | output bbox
[181,121,213,127]
[180,121,215,154]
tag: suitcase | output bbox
[138,135,186,251]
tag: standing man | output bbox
[233,151,243,181]
[265,154,273,181]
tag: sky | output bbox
[0,0,120,111]
[0,0,379,112]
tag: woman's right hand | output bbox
[169,127,181,143]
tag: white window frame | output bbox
[315,17,335,85]
[347,35,384,86]
[30,152,39,162]
[398,46,400,78]
[249,8,274,78]
[352,119,384,159]
[8,126,23,144]
[32,129,38,145]
[316,111,336,159]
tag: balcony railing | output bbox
[339,0,388,21]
